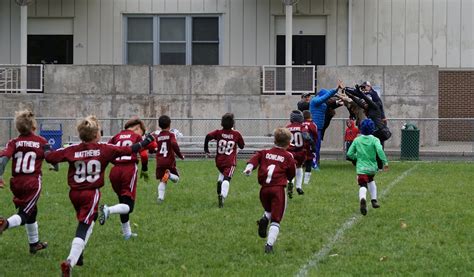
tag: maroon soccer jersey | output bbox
[108,130,143,164]
[45,142,132,190]
[286,122,306,153]
[302,121,318,160]
[1,133,48,179]
[247,147,296,187]
[152,130,184,168]
[206,129,245,169]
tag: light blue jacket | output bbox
[309,88,338,129]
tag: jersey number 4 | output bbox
[74,160,101,183]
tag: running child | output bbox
[99,118,157,239]
[243,128,296,254]
[152,115,184,203]
[0,110,55,254]
[301,110,318,186]
[286,110,312,197]
[45,115,154,276]
[346,118,388,216]
[204,113,245,208]
[344,119,359,159]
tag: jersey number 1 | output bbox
[265,164,276,184]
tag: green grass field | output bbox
[0,160,473,276]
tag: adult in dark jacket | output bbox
[321,96,344,140]
[345,86,390,146]
[361,81,386,122]
[309,80,344,168]
[297,93,311,112]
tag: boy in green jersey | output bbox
[347,119,389,216]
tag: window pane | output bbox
[193,17,218,41]
[160,18,185,41]
[127,18,153,41]
[127,43,153,65]
[192,43,219,65]
[160,43,186,65]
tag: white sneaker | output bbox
[124,233,137,240]
[99,204,110,225]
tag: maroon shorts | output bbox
[10,175,42,215]
[357,174,374,186]
[156,166,179,180]
[217,165,236,178]
[109,163,138,200]
[69,189,101,225]
[259,185,287,224]
[290,151,306,167]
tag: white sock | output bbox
[122,221,132,237]
[264,211,271,220]
[108,204,130,215]
[221,180,230,198]
[359,187,367,201]
[84,222,94,245]
[25,222,39,244]
[217,173,224,182]
[67,237,85,267]
[295,168,303,189]
[267,222,280,246]
[368,181,377,200]
[158,182,166,200]
[169,173,179,183]
[7,214,22,229]
[304,172,311,185]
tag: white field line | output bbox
[296,165,419,277]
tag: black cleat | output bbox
[371,199,380,209]
[29,241,48,254]
[218,195,224,208]
[296,188,304,195]
[360,199,367,216]
[76,253,84,266]
[264,244,274,254]
[287,182,294,199]
[257,216,269,238]
[0,217,8,235]
[217,181,222,195]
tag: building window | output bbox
[126,17,154,65]
[125,15,220,65]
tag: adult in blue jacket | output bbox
[309,80,344,168]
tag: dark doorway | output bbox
[28,35,73,64]
[276,35,325,66]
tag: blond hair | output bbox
[274,128,292,148]
[77,115,100,142]
[15,109,37,135]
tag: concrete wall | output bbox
[317,65,439,148]
[0,65,440,150]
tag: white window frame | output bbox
[124,15,221,65]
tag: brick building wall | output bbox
[439,70,474,141]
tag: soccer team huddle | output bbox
[0,88,389,276]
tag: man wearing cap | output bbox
[361,81,386,123]
[297,93,311,112]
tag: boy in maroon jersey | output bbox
[204,113,245,208]
[243,128,296,254]
[152,115,184,203]
[99,118,157,239]
[286,110,312,197]
[0,110,54,254]
[301,110,318,186]
[45,115,154,277]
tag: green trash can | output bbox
[400,123,419,160]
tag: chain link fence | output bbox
[0,117,472,161]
